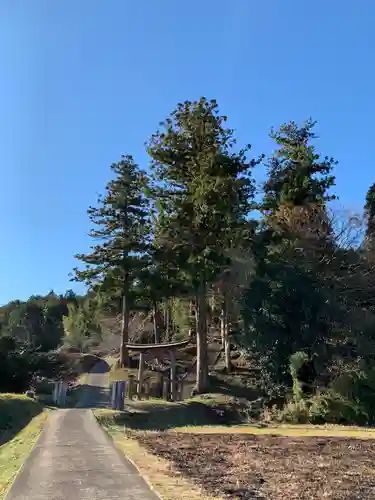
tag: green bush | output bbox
[277,398,310,423]
[308,390,368,425]
[276,390,369,426]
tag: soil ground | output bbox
[132,431,375,499]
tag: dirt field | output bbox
[133,431,375,499]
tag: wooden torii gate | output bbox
[125,340,189,401]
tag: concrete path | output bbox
[76,359,111,409]
[5,409,158,500]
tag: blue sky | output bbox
[0,1,374,304]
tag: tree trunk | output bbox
[170,350,177,401]
[189,299,196,338]
[220,307,225,349]
[195,280,209,393]
[152,300,160,344]
[120,293,130,367]
[165,301,172,341]
[137,352,145,396]
[221,293,232,372]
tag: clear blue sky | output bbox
[0,1,374,304]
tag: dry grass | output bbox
[175,423,375,439]
[109,365,157,383]
[104,427,224,500]
[77,372,89,384]
[0,406,49,499]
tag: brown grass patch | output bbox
[132,432,375,499]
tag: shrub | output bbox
[308,390,369,425]
[277,398,310,424]
[275,389,369,426]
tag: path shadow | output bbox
[74,384,111,409]
[68,358,111,409]
[90,359,110,374]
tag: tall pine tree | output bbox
[263,119,336,214]
[73,155,150,366]
[243,119,338,387]
[148,98,259,392]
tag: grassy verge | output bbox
[0,394,49,499]
[94,398,375,437]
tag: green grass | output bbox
[0,394,50,499]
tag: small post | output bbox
[60,381,68,406]
[170,350,177,401]
[111,382,116,409]
[112,381,123,409]
[53,381,67,407]
[52,382,58,404]
[162,376,169,400]
[57,381,62,405]
[128,374,134,400]
[137,352,145,398]
[117,381,125,411]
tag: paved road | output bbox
[5,409,158,500]
[6,360,158,500]
[76,359,111,409]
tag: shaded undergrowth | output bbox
[95,395,251,431]
[0,394,44,446]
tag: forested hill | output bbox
[0,290,82,352]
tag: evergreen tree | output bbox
[243,120,338,388]
[73,155,150,366]
[263,119,336,214]
[364,182,375,250]
[148,98,259,392]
